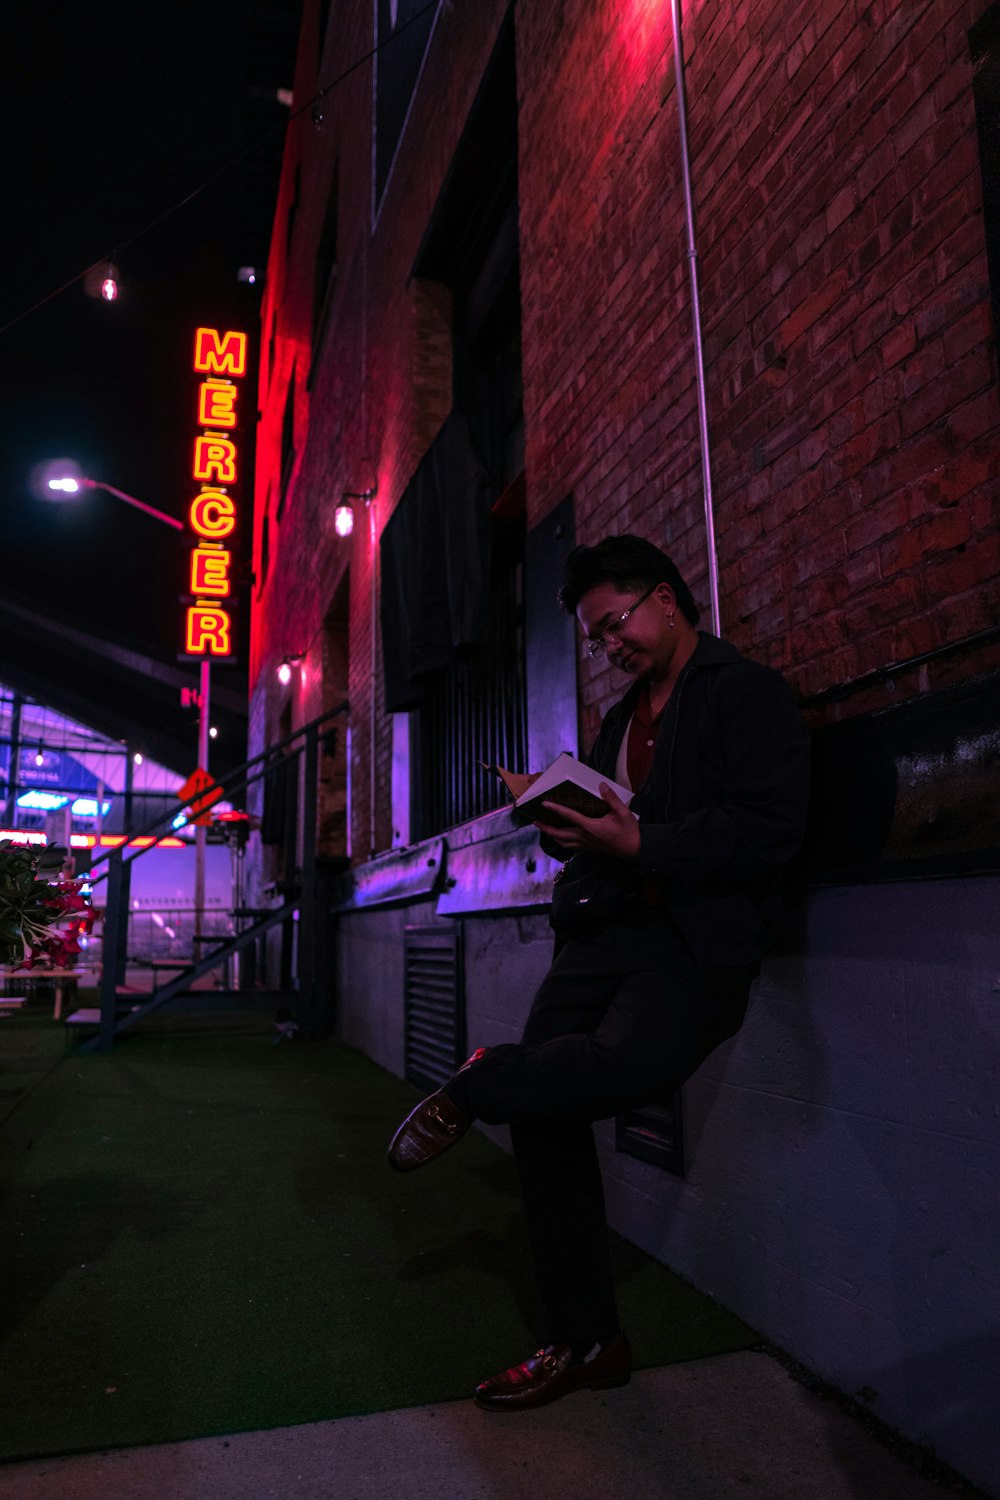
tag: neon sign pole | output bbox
[185,326,247,947]
[196,662,210,948]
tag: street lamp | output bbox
[34,458,182,530]
[33,454,214,937]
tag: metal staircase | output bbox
[76,704,348,1052]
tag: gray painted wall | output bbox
[335,876,1000,1494]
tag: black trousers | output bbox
[453,915,757,1347]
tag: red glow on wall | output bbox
[621,0,665,76]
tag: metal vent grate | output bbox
[615,1096,685,1177]
[404,925,465,1093]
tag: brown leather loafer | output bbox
[474,1333,631,1411]
[387,1050,488,1172]
[387,1088,470,1171]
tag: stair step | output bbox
[69,999,207,1025]
[150,989,295,1009]
[231,907,293,918]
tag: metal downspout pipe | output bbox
[670,0,721,637]
[369,496,377,860]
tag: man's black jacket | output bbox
[548,632,810,966]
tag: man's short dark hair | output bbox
[557,534,700,626]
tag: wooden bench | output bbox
[1,969,96,1020]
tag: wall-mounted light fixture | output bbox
[335,485,377,539]
[276,653,305,686]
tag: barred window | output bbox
[410,515,526,841]
[393,17,525,840]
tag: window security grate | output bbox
[410,541,526,841]
[404,925,465,1093]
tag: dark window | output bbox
[278,371,295,515]
[374,0,440,211]
[318,0,333,53]
[454,201,524,497]
[312,168,339,363]
[403,19,526,839]
[971,5,1000,347]
[285,163,300,257]
[260,511,270,590]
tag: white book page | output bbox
[514,752,633,807]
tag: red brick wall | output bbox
[516,0,1000,744]
[252,0,1000,859]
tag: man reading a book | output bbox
[388,533,810,1412]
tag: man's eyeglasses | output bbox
[586,585,657,658]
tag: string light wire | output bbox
[0,0,440,341]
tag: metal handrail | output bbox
[86,700,349,888]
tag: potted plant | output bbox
[0,840,95,970]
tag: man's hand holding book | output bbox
[536,781,641,860]
[486,752,641,860]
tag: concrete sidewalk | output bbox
[0,1350,965,1500]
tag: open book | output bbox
[487,752,633,827]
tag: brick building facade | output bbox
[248,2,1000,1488]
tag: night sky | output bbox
[2,2,299,669]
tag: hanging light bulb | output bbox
[133,752,143,766]
[35,743,45,767]
[83,259,121,301]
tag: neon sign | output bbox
[185,607,232,657]
[193,326,247,376]
[183,326,246,659]
[197,379,239,428]
[189,546,232,596]
[193,435,238,484]
[189,490,236,539]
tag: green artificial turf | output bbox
[0,1006,756,1461]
